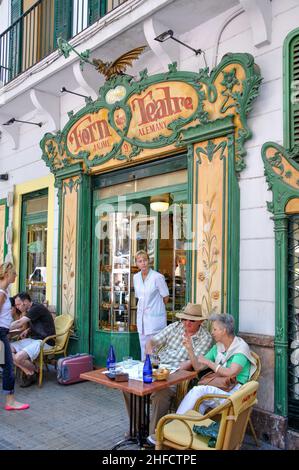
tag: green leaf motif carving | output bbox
[139,68,148,80]
[275,326,284,340]
[266,201,274,213]
[196,139,227,164]
[268,151,284,175]
[262,141,299,214]
[168,62,178,73]
[220,68,240,113]
[232,73,263,172]
[221,68,240,90]
[63,177,82,194]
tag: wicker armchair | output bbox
[172,350,261,446]
[156,380,259,450]
[36,314,73,387]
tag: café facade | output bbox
[0,0,299,449]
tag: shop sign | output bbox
[41,54,261,172]
[127,81,198,142]
[64,81,198,160]
[67,108,120,157]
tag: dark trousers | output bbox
[123,386,176,435]
[0,327,15,394]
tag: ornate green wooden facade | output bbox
[40,52,262,360]
[261,27,299,417]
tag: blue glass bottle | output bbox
[106,345,116,372]
[143,354,153,383]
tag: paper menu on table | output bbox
[102,362,178,381]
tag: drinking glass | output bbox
[151,354,160,369]
[123,356,133,369]
[137,363,144,379]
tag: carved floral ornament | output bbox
[262,141,299,213]
[40,53,262,175]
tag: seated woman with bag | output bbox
[176,313,256,415]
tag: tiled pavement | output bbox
[0,367,279,451]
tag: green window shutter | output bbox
[290,36,299,148]
[54,0,73,47]
[11,0,22,22]
[88,0,107,26]
[9,0,23,80]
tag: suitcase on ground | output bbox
[57,353,94,384]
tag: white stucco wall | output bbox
[0,0,298,331]
[175,0,299,336]
[0,0,10,36]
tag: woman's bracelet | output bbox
[215,364,221,373]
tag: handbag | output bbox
[193,422,219,448]
[197,370,237,392]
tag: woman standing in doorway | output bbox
[133,251,169,360]
[0,262,30,410]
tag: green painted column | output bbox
[74,172,92,353]
[55,168,91,355]
[273,213,288,416]
[225,135,240,331]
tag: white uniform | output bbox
[133,269,169,359]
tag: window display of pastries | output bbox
[102,302,112,309]
[101,265,112,272]
[129,324,137,332]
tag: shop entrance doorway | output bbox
[20,189,48,304]
[91,156,189,365]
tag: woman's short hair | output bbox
[209,313,235,336]
[0,262,15,280]
[135,250,149,262]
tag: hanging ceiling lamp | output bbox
[150,194,170,212]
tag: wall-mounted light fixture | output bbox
[2,118,42,127]
[60,86,90,100]
[154,29,207,65]
[150,194,170,212]
[0,173,8,181]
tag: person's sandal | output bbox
[20,372,37,388]
[4,403,30,411]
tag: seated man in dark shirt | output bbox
[10,292,56,387]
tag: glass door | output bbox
[159,201,188,322]
[91,164,188,365]
[97,209,158,334]
[20,191,48,303]
[98,211,133,333]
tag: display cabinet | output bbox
[98,212,157,333]
[99,212,137,333]
[161,206,187,322]
[166,248,187,322]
